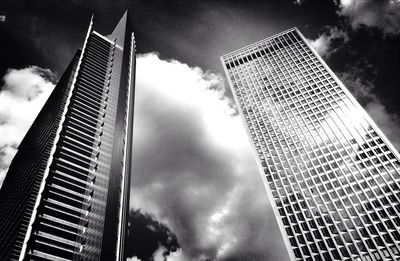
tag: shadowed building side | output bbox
[0,11,136,261]
[0,51,80,261]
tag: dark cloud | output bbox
[0,8,85,78]
[337,66,400,150]
[337,63,377,107]
[335,0,400,35]
[1,0,340,77]
[306,3,400,150]
[313,27,400,111]
[30,66,58,84]
[126,209,180,261]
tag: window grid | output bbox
[277,34,390,249]
[231,38,350,260]
[273,35,388,259]
[259,36,356,260]
[241,51,323,259]
[222,28,400,261]
[251,44,339,260]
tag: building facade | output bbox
[221,28,400,261]
[0,12,135,261]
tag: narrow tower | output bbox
[0,11,136,261]
[221,28,400,261]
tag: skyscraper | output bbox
[0,12,135,261]
[221,28,400,261]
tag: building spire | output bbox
[107,10,131,49]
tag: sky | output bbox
[0,0,400,260]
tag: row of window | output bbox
[224,31,400,260]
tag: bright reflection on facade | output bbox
[221,28,400,261]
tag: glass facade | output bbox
[221,28,400,261]
[0,12,135,261]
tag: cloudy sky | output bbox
[1,0,400,260]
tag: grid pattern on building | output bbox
[0,53,79,261]
[24,31,117,261]
[221,28,400,261]
[0,12,135,261]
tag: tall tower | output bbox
[0,11,135,261]
[221,28,400,261]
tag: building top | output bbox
[221,27,299,59]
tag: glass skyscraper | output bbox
[221,28,400,261]
[0,12,135,261]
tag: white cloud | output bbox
[308,27,349,57]
[153,246,166,261]
[165,249,188,261]
[336,0,400,34]
[309,34,330,57]
[132,53,288,260]
[0,67,55,186]
[293,0,304,5]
